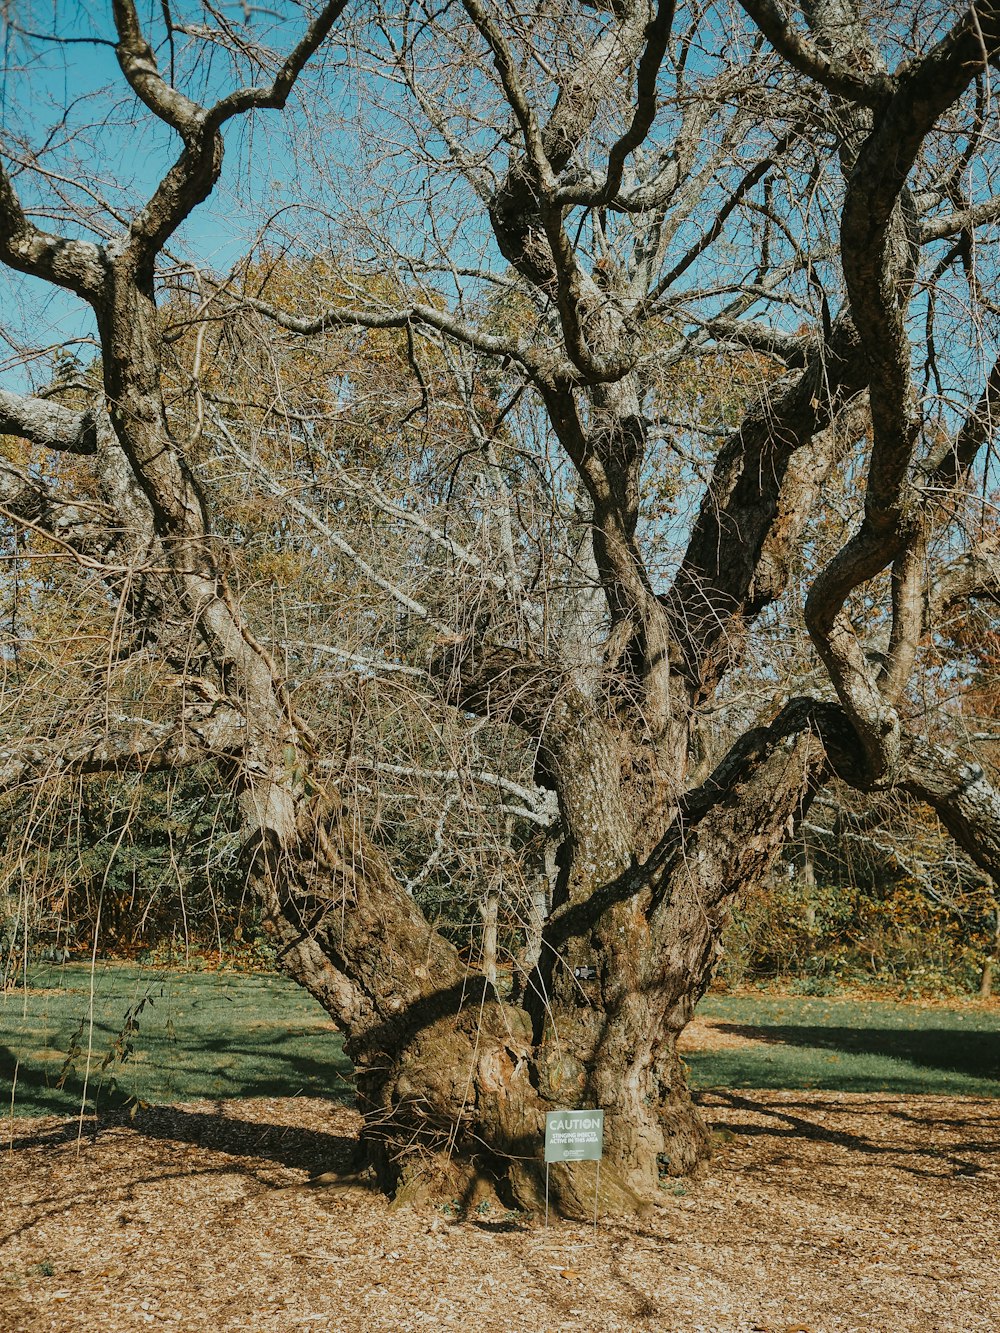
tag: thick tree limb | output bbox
[0,388,99,454]
[552,0,676,208]
[112,0,348,266]
[918,195,1000,244]
[903,738,1000,884]
[0,165,106,298]
[790,3,1000,784]
[930,542,1000,616]
[111,0,205,133]
[478,0,657,379]
[842,4,1000,528]
[738,0,890,107]
[699,316,811,367]
[664,314,866,696]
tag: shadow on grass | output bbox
[713,1023,998,1079]
[2,964,357,1117]
[0,1034,355,1120]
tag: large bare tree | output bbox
[2,0,1000,1216]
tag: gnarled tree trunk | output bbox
[5,0,1000,1225]
[264,696,830,1217]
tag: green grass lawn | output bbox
[0,962,353,1118]
[685,993,1000,1096]
[2,965,998,1118]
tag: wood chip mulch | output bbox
[1,1088,997,1332]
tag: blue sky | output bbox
[2,0,997,476]
[1,2,311,391]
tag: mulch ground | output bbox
[1,1080,997,1330]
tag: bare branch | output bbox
[738,0,890,107]
[918,194,1000,244]
[203,3,350,131]
[0,707,245,801]
[235,289,558,383]
[348,759,556,820]
[210,424,453,635]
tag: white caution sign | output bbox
[544,1108,604,1163]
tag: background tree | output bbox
[2,0,1000,1218]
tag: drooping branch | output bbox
[346,760,558,828]
[0,707,245,801]
[0,390,178,648]
[644,132,796,306]
[921,352,1000,496]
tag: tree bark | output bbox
[301,700,831,1218]
[6,0,1000,1225]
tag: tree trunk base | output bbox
[658,1087,714,1177]
[979,960,994,999]
[350,1005,714,1221]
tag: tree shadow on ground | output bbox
[698,1089,999,1180]
[4,1097,361,1177]
[126,1100,363,1176]
[0,1100,366,1249]
[709,1023,999,1082]
[0,1034,355,1119]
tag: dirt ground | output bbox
[1,1022,997,1332]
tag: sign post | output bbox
[543,1109,604,1231]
